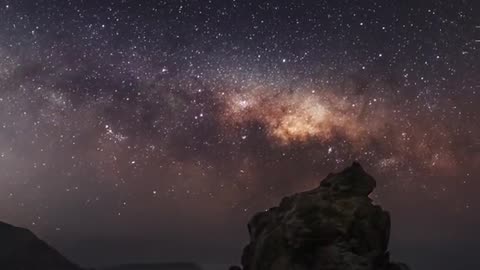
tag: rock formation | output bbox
[238,162,410,270]
[0,221,82,270]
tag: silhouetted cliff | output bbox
[0,221,81,270]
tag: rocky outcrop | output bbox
[238,162,410,270]
[0,221,81,270]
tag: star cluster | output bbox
[0,0,478,269]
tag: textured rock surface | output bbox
[239,162,410,270]
[0,221,81,270]
[104,263,204,270]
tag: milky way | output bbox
[0,1,478,269]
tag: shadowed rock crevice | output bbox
[104,263,204,270]
[237,162,410,270]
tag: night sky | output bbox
[0,0,478,269]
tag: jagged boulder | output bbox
[239,162,410,270]
[0,221,82,270]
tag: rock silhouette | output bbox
[238,162,410,270]
[0,221,81,270]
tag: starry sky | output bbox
[0,0,478,269]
